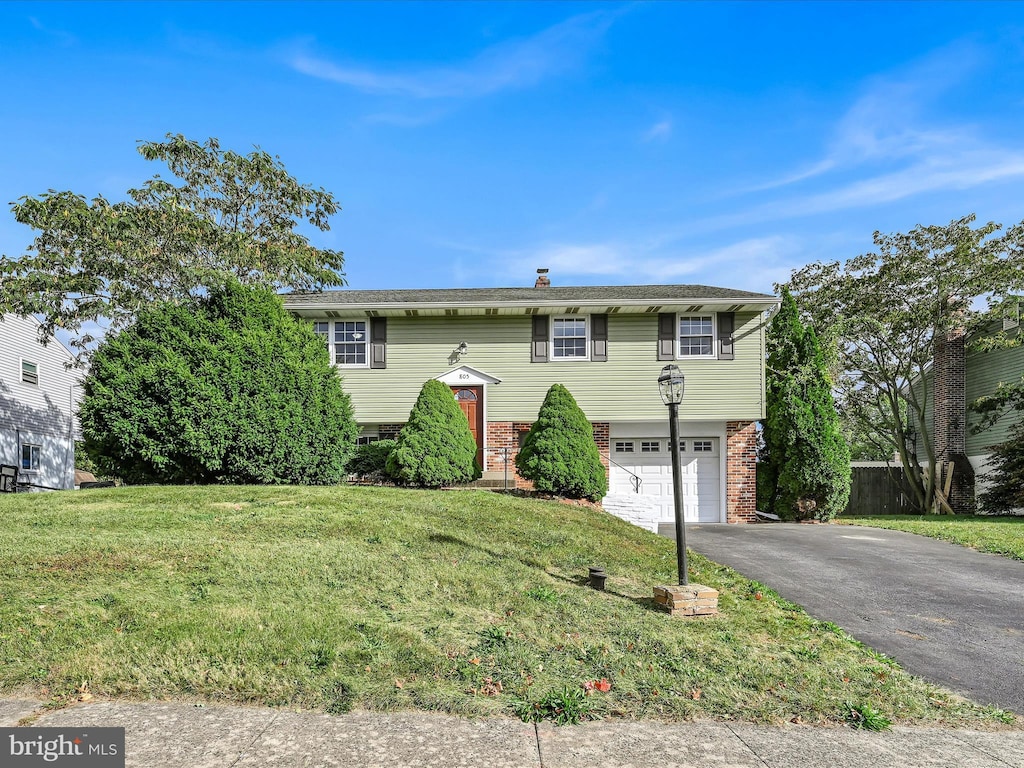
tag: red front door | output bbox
[452,386,484,470]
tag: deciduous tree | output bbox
[786,215,1024,513]
[0,134,344,357]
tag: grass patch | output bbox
[837,515,1024,561]
[0,486,1016,727]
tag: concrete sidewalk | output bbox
[3,698,1022,768]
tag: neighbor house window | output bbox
[356,434,379,446]
[21,360,38,385]
[614,441,635,453]
[641,441,661,453]
[21,444,40,471]
[312,321,330,346]
[334,321,368,366]
[693,440,713,452]
[678,315,715,357]
[552,317,588,359]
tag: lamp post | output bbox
[658,364,688,586]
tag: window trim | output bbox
[21,443,41,472]
[21,358,39,385]
[550,315,590,361]
[676,313,717,359]
[333,320,370,368]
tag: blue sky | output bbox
[2,2,1024,296]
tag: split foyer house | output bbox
[0,314,81,491]
[284,273,779,527]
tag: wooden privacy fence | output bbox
[844,464,917,515]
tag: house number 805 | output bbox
[458,374,470,380]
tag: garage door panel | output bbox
[608,437,721,524]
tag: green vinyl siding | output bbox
[966,340,1024,455]
[912,335,1023,460]
[333,312,767,424]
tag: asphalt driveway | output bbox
[683,524,1024,714]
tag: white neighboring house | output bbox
[0,314,82,490]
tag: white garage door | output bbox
[609,437,721,524]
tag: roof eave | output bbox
[283,296,780,312]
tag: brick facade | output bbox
[592,422,610,474]
[377,424,404,441]
[484,420,610,490]
[933,330,975,513]
[726,420,758,523]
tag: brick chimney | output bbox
[534,268,550,288]
[933,324,975,512]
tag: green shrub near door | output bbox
[386,380,481,487]
[516,384,608,501]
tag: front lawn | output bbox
[0,486,1014,727]
[836,515,1024,561]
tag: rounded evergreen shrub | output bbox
[515,384,608,501]
[80,282,358,484]
[385,379,480,487]
[345,440,396,479]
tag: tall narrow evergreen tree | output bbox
[759,288,851,521]
[516,384,608,501]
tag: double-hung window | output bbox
[334,321,368,367]
[552,317,588,360]
[21,360,38,385]
[678,315,715,358]
[21,444,40,471]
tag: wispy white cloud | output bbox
[28,16,76,46]
[730,40,1024,220]
[642,119,672,143]
[288,10,616,99]
[464,234,797,292]
[743,41,989,193]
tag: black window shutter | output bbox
[718,312,735,360]
[531,315,549,363]
[591,314,608,362]
[658,313,675,361]
[370,317,387,369]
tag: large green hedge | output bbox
[80,282,357,484]
[516,384,608,501]
[386,380,480,487]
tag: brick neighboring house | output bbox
[927,320,1024,512]
[283,272,779,527]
